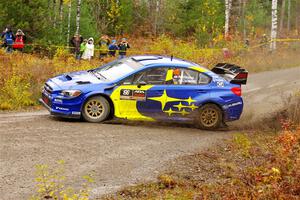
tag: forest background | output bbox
[0,0,300,110]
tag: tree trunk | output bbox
[59,0,64,41]
[76,0,81,35]
[287,0,291,32]
[241,0,246,40]
[154,0,160,36]
[279,0,285,33]
[297,0,300,35]
[67,0,72,46]
[225,0,232,38]
[48,0,52,21]
[53,0,57,28]
[270,0,278,51]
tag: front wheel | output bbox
[196,104,222,130]
[82,96,110,123]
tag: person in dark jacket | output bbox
[70,34,83,59]
[118,38,130,59]
[108,39,118,57]
[1,27,15,53]
[13,29,26,52]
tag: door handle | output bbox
[153,90,164,94]
[197,90,207,93]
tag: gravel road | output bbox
[0,67,299,199]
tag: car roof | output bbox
[129,55,208,70]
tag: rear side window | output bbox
[166,68,211,85]
[198,73,211,84]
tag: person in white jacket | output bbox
[81,37,94,60]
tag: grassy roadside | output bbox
[101,127,300,200]
[101,95,300,200]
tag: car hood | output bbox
[47,70,105,90]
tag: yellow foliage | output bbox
[30,161,93,200]
[0,74,35,109]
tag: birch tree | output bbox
[76,0,81,34]
[225,0,232,38]
[59,0,64,41]
[53,0,57,28]
[270,0,278,51]
[154,0,161,35]
[67,0,72,46]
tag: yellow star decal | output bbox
[181,109,189,116]
[173,102,184,110]
[148,90,186,110]
[148,90,197,117]
[174,102,199,111]
[164,108,175,116]
[186,96,196,105]
[163,108,190,116]
[189,104,198,111]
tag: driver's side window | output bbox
[122,67,168,85]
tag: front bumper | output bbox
[39,96,82,119]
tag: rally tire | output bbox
[196,104,222,130]
[82,96,110,123]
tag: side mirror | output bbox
[137,81,147,88]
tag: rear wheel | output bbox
[82,96,110,123]
[197,104,222,130]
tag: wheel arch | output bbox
[199,100,225,121]
[81,93,115,120]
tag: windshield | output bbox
[92,59,143,81]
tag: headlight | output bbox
[60,90,82,98]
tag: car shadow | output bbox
[49,115,231,132]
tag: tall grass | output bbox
[0,49,108,110]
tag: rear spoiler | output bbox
[211,63,248,85]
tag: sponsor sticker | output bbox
[223,101,242,109]
[120,89,146,101]
[55,106,69,111]
[54,98,63,103]
[72,111,81,115]
[217,81,224,87]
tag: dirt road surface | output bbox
[0,67,299,199]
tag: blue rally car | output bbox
[40,55,248,130]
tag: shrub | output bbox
[0,74,35,110]
[30,160,93,200]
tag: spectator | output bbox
[13,29,26,52]
[118,38,130,59]
[1,27,15,53]
[222,48,232,60]
[260,34,268,49]
[79,39,87,59]
[244,39,250,49]
[81,37,94,60]
[108,39,118,57]
[99,35,110,59]
[70,33,83,59]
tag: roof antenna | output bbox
[171,54,173,61]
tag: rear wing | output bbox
[211,63,248,85]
